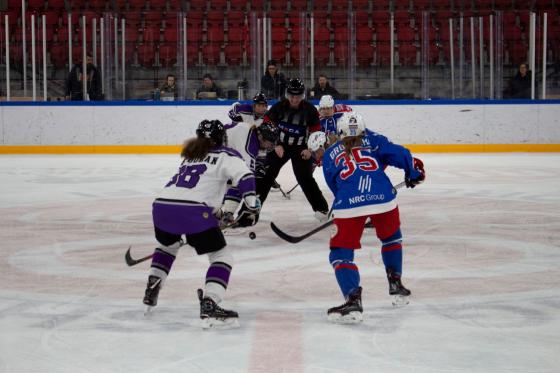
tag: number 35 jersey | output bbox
[322,129,416,219]
[157,146,256,210]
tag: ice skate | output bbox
[387,270,411,307]
[314,210,329,223]
[327,287,363,324]
[197,289,240,329]
[143,275,162,315]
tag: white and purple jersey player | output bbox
[227,92,269,127]
[153,144,256,235]
[221,121,279,215]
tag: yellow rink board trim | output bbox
[0,144,560,154]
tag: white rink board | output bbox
[1,103,560,145]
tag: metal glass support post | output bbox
[100,17,104,96]
[390,12,394,93]
[121,18,125,100]
[479,16,484,98]
[449,19,455,99]
[529,12,536,99]
[470,17,476,98]
[42,15,47,100]
[22,0,27,96]
[82,15,87,100]
[31,15,36,101]
[542,12,547,99]
[489,15,494,99]
[4,15,10,101]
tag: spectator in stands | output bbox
[65,53,103,101]
[506,63,532,99]
[159,74,178,101]
[261,59,287,100]
[196,73,224,100]
[309,74,340,100]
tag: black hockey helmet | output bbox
[196,119,225,146]
[252,92,268,105]
[257,121,280,143]
[286,78,305,96]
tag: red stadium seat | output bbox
[49,43,68,68]
[143,25,161,43]
[149,0,168,10]
[159,42,177,67]
[27,0,45,11]
[128,0,147,10]
[398,44,417,65]
[206,10,225,26]
[312,44,330,64]
[224,44,244,64]
[163,26,178,42]
[227,11,245,27]
[137,43,156,66]
[48,0,66,9]
[206,26,224,43]
[356,25,374,43]
[43,10,61,26]
[210,0,228,10]
[201,43,221,64]
[144,11,163,24]
[397,25,416,42]
[290,0,308,11]
[229,0,248,11]
[188,0,208,11]
[356,43,374,66]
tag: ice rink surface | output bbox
[0,153,559,373]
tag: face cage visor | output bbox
[285,91,306,101]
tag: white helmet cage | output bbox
[318,95,335,109]
[337,112,366,139]
[307,131,328,152]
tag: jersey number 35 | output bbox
[335,147,378,180]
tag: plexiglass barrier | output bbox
[0,3,558,102]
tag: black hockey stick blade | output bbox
[125,246,153,267]
[270,220,334,244]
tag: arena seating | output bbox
[2,0,559,70]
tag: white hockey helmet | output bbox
[318,95,335,109]
[307,131,327,152]
[337,112,366,139]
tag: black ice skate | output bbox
[387,270,411,307]
[143,275,162,315]
[327,287,363,324]
[197,289,239,329]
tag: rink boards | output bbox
[1,99,559,153]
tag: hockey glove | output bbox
[236,196,261,227]
[405,157,425,188]
[220,211,235,228]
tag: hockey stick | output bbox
[125,211,255,267]
[270,181,407,244]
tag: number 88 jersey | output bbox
[322,129,415,219]
[157,146,255,210]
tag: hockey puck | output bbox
[249,231,256,240]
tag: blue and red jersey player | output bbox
[318,94,353,138]
[321,112,425,323]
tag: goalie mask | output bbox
[196,119,225,146]
[337,112,365,139]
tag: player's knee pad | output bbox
[159,241,181,257]
[381,229,403,247]
[329,247,355,268]
[208,246,233,267]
